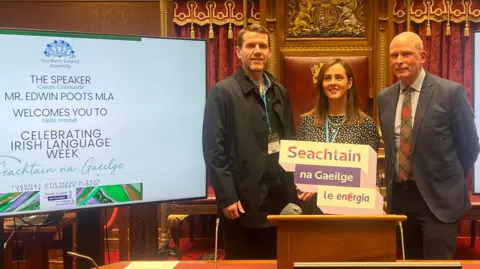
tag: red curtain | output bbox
[173,24,243,191]
[172,23,243,239]
[394,21,480,189]
[174,24,243,92]
[395,22,480,103]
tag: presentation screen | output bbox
[0,29,207,216]
[474,30,480,194]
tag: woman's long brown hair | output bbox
[304,58,364,127]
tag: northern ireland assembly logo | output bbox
[41,39,80,69]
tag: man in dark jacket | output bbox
[202,24,309,260]
[377,31,479,259]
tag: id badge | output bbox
[268,133,280,155]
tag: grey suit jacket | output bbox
[377,72,480,223]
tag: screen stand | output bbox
[129,204,159,260]
[76,209,104,269]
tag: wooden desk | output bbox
[97,260,480,269]
[3,213,75,269]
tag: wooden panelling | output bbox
[1,0,158,2]
[0,1,160,36]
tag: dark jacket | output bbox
[377,72,480,223]
[202,68,298,227]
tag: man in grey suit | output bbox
[377,31,480,259]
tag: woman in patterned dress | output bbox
[297,58,381,213]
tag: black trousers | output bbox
[221,183,286,260]
[392,180,459,260]
[221,218,277,260]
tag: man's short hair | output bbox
[237,24,270,48]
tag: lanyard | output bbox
[261,89,272,133]
[325,117,345,143]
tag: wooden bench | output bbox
[3,213,75,269]
[157,182,480,257]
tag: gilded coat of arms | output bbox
[311,62,325,84]
[287,0,366,38]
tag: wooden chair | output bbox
[282,56,370,126]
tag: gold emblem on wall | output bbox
[288,0,366,38]
[311,62,325,84]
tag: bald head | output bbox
[391,31,424,52]
[389,31,427,86]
